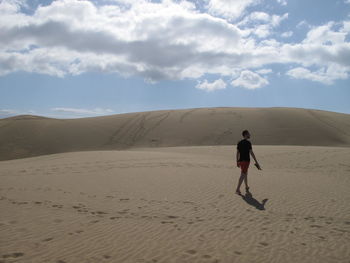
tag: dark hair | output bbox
[242,130,249,137]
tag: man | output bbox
[236,130,261,195]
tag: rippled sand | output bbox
[0,146,349,263]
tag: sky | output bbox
[0,0,350,119]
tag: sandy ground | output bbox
[0,145,350,263]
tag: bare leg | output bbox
[236,172,246,193]
[244,172,249,190]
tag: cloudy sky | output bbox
[0,0,349,118]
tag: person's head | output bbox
[242,130,250,139]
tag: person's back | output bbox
[237,139,252,162]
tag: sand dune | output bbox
[1,107,350,161]
[0,146,349,262]
[1,107,349,262]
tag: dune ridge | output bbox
[1,107,350,161]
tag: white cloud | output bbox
[343,21,350,32]
[277,0,287,6]
[271,13,288,27]
[0,0,349,86]
[246,12,270,23]
[281,31,293,38]
[206,0,257,20]
[0,109,18,115]
[239,12,288,27]
[239,12,288,38]
[256,68,272,74]
[345,0,350,4]
[254,24,271,38]
[231,70,268,89]
[0,108,38,118]
[195,78,227,92]
[0,0,27,13]
[280,22,350,84]
[51,107,114,115]
[296,20,309,28]
[0,108,115,118]
[0,0,248,80]
[303,22,347,45]
[282,22,350,69]
[287,65,348,85]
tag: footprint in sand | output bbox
[91,211,108,215]
[15,201,28,205]
[310,224,323,228]
[161,221,174,224]
[259,242,269,246]
[52,204,63,208]
[1,252,24,259]
[72,204,89,213]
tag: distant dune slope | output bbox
[0,107,350,160]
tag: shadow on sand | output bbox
[239,191,268,210]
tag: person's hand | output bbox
[255,162,262,170]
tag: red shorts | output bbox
[238,161,250,174]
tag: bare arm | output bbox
[236,150,240,166]
[250,149,259,164]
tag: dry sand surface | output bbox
[1,145,349,263]
[1,107,350,161]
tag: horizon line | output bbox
[1,106,349,120]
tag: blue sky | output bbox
[0,0,349,118]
